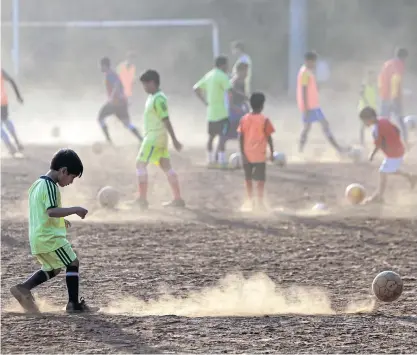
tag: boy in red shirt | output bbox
[237,92,275,211]
[359,107,416,204]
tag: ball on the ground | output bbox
[51,126,60,138]
[347,147,363,163]
[404,115,417,131]
[97,186,119,208]
[345,183,366,204]
[372,270,403,302]
[273,152,286,167]
[229,152,242,169]
[92,142,103,154]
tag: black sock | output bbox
[129,126,143,142]
[66,265,79,304]
[22,270,55,290]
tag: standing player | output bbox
[231,41,252,96]
[358,69,378,146]
[1,68,24,156]
[297,51,344,154]
[227,62,249,140]
[11,149,98,313]
[359,107,416,204]
[238,92,275,211]
[378,48,408,146]
[193,56,232,168]
[136,70,184,209]
[98,57,142,144]
[117,51,136,102]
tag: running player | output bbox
[117,51,136,102]
[11,149,98,313]
[136,69,184,210]
[358,69,378,146]
[98,57,142,144]
[231,41,252,96]
[193,56,232,168]
[359,107,416,204]
[378,47,408,146]
[297,51,345,154]
[1,68,24,156]
[238,92,275,211]
[227,62,249,140]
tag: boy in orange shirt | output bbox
[237,92,275,211]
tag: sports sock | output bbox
[166,169,181,200]
[137,169,148,200]
[218,151,226,164]
[66,265,79,304]
[22,270,56,290]
[245,180,253,200]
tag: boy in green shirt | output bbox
[11,149,98,313]
[194,56,233,168]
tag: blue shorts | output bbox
[227,104,249,140]
[303,108,325,123]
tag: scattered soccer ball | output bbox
[273,152,286,167]
[347,147,363,163]
[404,115,417,131]
[229,152,242,169]
[51,126,60,138]
[345,183,366,205]
[92,142,103,155]
[372,270,403,302]
[97,186,119,208]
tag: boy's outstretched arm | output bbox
[163,117,182,152]
[239,134,247,163]
[268,136,274,161]
[193,87,208,106]
[47,206,88,219]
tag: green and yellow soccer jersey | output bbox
[193,68,232,122]
[28,176,68,254]
[143,91,169,148]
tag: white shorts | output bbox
[379,157,403,173]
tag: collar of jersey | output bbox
[40,175,57,185]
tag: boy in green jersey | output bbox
[11,149,98,313]
[193,56,233,168]
[137,69,184,209]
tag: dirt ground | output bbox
[1,140,417,354]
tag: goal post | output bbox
[2,1,220,76]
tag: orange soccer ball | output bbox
[345,183,366,205]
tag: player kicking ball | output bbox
[136,70,185,210]
[359,107,416,204]
[11,149,98,313]
[238,92,275,211]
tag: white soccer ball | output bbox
[273,152,286,167]
[97,186,119,208]
[404,115,417,131]
[372,270,403,303]
[229,152,242,169]
[347,147,363,163]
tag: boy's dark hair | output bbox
[236,62,249,71]
[215,56,228,68]
[139,69,160,86]
[305,51,318,61]
[395,47,408,59]
[100,57,111,67]
[232,40,245,51]
[250,92,265,111]
[359,106,377,120]
[50,149,83,177]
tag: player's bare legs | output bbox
[3,119,23,151]
[207,134,217,166]
[319,119,344,153]
[1,126,17,156]
[217,135,228,167]
[98,112,113,144]
[298,122,311,153]
[159,157,185,207]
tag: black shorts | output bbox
[208,118,229,137]
[243,162,266,181]
[1,105,9,121]
[98,102,130,124]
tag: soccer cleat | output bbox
[66,297,99,313]
[162,199,185,208]
[10,284,40,313]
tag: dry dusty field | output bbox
[1,127,417,353]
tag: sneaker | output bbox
[136,198,149,210]
[66,297,99,313]
[162,199,186,208]
[10,284,40,313]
